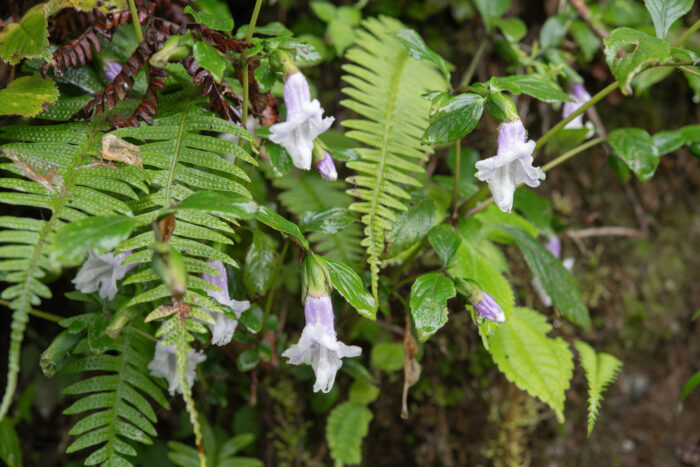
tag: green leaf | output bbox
[608,128,660,182]
[681,371,700,402]
[326,402,373,466]
[498,18,527,42]
[473,0,510,31]
[184,0,234,32]
[348,379,380,405]
[256,206,309,249]
[323,257,376,319]
[237,348,260,372]
[653,129,686,156]
[490,74,572,103]
[253,58,276,93]
[265,141,292,178]
[0,418,21,467]
[395,28,452,81]
[0,5,51,65]
[53,216,137,265]
[574,340,622,435]
[643,0,693,38]
[409,273,456,342]
[0,74,59,117]
[512,188,553,232]
[310,1,336,22]
[174,190,257,219]
[300,208,356,234]
[570,21,602,61]
[243,232,277,297]
[604,28,672,95]
[488,308,574,421]
[384,195,438,258]
[422,93,485,144]
[328,19,357,55]
[370,342,404,372]
[192,41,227,83]
[539,14,568,50]
[428,224,462,266]
[494,225,591,330]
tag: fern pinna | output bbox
[0,120,143,420]
[340,16,447,301]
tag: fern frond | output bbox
[62,327,169,466]
[340,16,447,301]
[574,340,622,436]
[273,173,363,270]
[0,120,147,420]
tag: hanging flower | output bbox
[103,61,122,82]
[148,341,206,395]
[315,150,338,181]
[563,83,593,131]
[471,291,506,324]
[475,119,546,213]
[72,250,135,300]
[201,260,250,346]
[269,71,334,170]
[281,254,361,393]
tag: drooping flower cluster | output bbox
[269,71,335,171]
[475,119,546,213]
[201,260,250,346]
[72,250,135,300]
[147,341,206,395]
[281,254,361,393]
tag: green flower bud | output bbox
[151,243,188,300]
[40,329,82,377]
[301,253,331,301]
[486,92,520,122]
[269,49,299,79]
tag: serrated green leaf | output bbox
[498,17,527,42]
[643,0,693,38]
[0,5,51,65]
[488,308,574,422]
[0,74,59,118]
[409,273,455,342]
[192,41,227,83]
[609,128,660,182]
[323,257,376,319]
[326,402,373,465]
[422,93,485,144]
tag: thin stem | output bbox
[541,137,606,172]
[0,300,63,322]
[450,139,461,216]
[262,239,289,332]
[535,81,619,150]
[127,0,144,43]
[674,18,700,48]
[241,0,265,128]
[680,65,700,77]
[458,38,488,91]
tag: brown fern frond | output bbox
[186,23,250,54]
[112,67,168,129]
[182,56,240,122]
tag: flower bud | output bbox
[103,61,122,82]
[151,243,188,300]
[455,278,506,324]
[487,92,520,122]
[313,144,338,181]
[301,253,331,301]
[40,329,82,377]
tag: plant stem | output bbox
[541,137,606,172]
[241,0,265,128]
[450,139,461,216]
[0,300,63,322]
[674,18,700,48]
[535,81,619,150]
[127,0,144,43]
[458,38,488,91]
[262,239,289,332]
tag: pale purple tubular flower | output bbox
[72,250,136,300]
[563,83,592,130]
[544,235,562,259]
[316,151,338,181]
[281,295,361,393]
[104,61,122,82]
[201,260,250,346]
[473,291,506,324]
[475,120,545,213]
[148,341,206,395]
[269,72,334,170]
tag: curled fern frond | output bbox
[340,16,447,301]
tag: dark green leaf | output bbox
[643,0,693,38]
[570,21,602,61]
[604,28,671,95]
[653,129,686,156]
[0,418,21,467]
[192,41,227,83]
[539,14,568,50]
[310,385,340,413]
[490,74,572,103]
[681,371,700,402]
[422,93,485,144]
[175,190,257,218]
[395,28,452,81]
[300,208,356,234]
[243,232,277,297]
[0,74,59,117]
[265,141,292,178]
[473,0,510,31]
[184,0,234,32]
[256,206,309,249]
[323,257,376,319]
[513,188,553,231]
[239,305,263,333]
[608,128,660,182]
[498,18,527,42]
[370,342,404,372]
[428,224,462,266]
[53,216,136,265]
[237,348,260,372]
[384,195,438,258]
[495,225,591,330]
[409,273,456,342]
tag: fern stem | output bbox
[262,239,289,332]
[0,300,62,323]
[457,38,488,91]
[127,0,144,43]
[240,0,265,128]
[450,139,461,217]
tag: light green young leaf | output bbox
[488,308,574,422]
[370,342,404,372]
[643,0,693,38]
[395,28,452,81]
[348,379,380,405]
[498,18,527,42]
[0,5,51,65]
[409,273,456,342]
[609,128,660,182]
[323,257,376,319]
[184,0,234,32]
[192,41,227,83]
[326,402,373,465]
[574,340,622,436]
[604,28,671,95]
[422,93,485,144]
[0,74,59,117]
[310,1,337,22]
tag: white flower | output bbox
[201,260,250,346]
[475,120,545,213]
[281,296,361,393]
[147,341,206,395]
[269,72,334,170]
[72,250,135,300]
